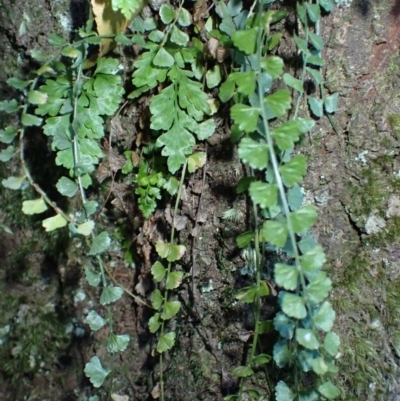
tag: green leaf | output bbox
[112,0,144,19]
[271,119,312,150]
[35,97,65,117]
[0,146,15,162]
[22,198,47,215]
[178,7,191,26]
[206,65,222,89]
[257,320,273,334]
[115,33,133,45]
[264,89,291,118]
[289,205,317,233]
[241,389,259,398]
[279,155,307,187]
[219,79,235,103]
[89,231,111,255]
[161,300,181,320]
[153,47,174,67]
[280,292,307,319]
[274,312,295,339]
[155,240,186,262]
[42,214,68,232]
[309,32,324,51]
[76,220,95,236]
[236,177,256,194]
[235,285,258,303]
[21,113,42,127]
[324,93,339,113]
[164,176,179,195]
[262,220,288,248]
[152,289,163,310]
[30,49,48,61]
[274,263,299,291]
[166,271,184,289]
[149,30,164,44]
[319,0,334,12]
[7,77,31,89]
[84,266,101,286]
[232,366,253,377]
[170,26,189,46]
[249,181,278,208]
[298,117,315,132]
[156,331,176,353]
[306,67,323,85]
[307,55,325,67]
[275,381,295,401]
[318,382,341,399]
[301,246,326,276]
[231,104,259,133]
[151,261,167,282]
[107,333,130,353]
[151,70,211,171]
[296,329,320,350]
[293,33,308,53]
[86,310,106,331]
[56,177,78,197]
[84,356,109,388]
[219,18,236,37]
[252,353,271,366]
[268,32,282,50]
[232,28,257,54]
[149,313,161,333]
[28,90,48,105]
[308,97,323,118]
[259,281,270,297]
[159,4,175,23]
[2,176,25,190]
[197,119,215,141]
[314,301,335,331]
[273,340,290,368]
[83,201,99,217]
[187,152,207,172]
[238,138,268,169]
[0,126,18,144]
[100,286,123,305]
[143,17,157,31]
[261,56,284,79]
[155,122,194,173]
[297,349,316,373]
[288,185,303,211]
[94,58,120,75]
[236,231,255,248]
[305,3,321,22]
[0,99,19,113]
[310,355,328,375]
[48,33,68,47]
[323,332,340,357]
[306,272,332,303]
[283,73,304,93]
[227,0,243,16]
[298,233,318,254]
[229,71,256,95]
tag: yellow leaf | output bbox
[87,0,143,67]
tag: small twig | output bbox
[191,144,208,293]
[103,261,152,308]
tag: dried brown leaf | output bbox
[151,383,160,399]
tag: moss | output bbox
[0,303,71,383]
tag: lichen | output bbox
[335,0,352,8]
